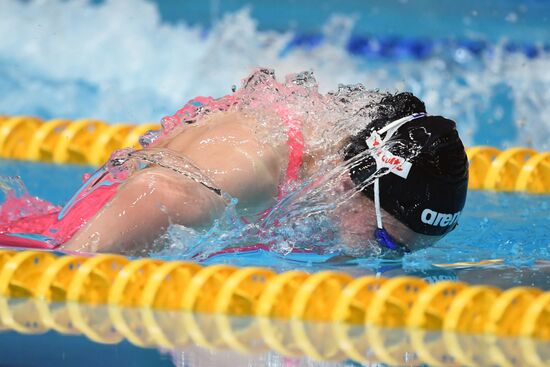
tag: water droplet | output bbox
[106,148,137,181]
[89,232,101,252]
[139,129,161,148]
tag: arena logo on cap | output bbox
[421,209,461,227]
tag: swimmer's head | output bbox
[342,92,469,252]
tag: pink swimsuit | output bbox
[0,100,304,251]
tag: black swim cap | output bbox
[343,94,468,236]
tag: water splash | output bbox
[0,176,60,227]
[0,0,548,149]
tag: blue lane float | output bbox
[280,33,549,61]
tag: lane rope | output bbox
[0,250,547,341]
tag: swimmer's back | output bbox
[152,111,289,211]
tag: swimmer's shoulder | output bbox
[155,111,252,150]
[142,111,287,209]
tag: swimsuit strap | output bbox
[273,105,305,199]
[172,97,304,197]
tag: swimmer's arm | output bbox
[62,125,282,254]
[61,167,226,254]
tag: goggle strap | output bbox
[371,112,427,231]
[377,112,426,140]
[374,178,383,229]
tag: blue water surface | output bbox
[153,0,550,42]
[0,331,173,367]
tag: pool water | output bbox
[0,328,175,367]
[1,159,548,290]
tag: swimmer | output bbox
[337,92,468,254]
[0,71,468,256]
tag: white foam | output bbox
[0,0,548,149]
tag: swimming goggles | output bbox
[367,112,426,253]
